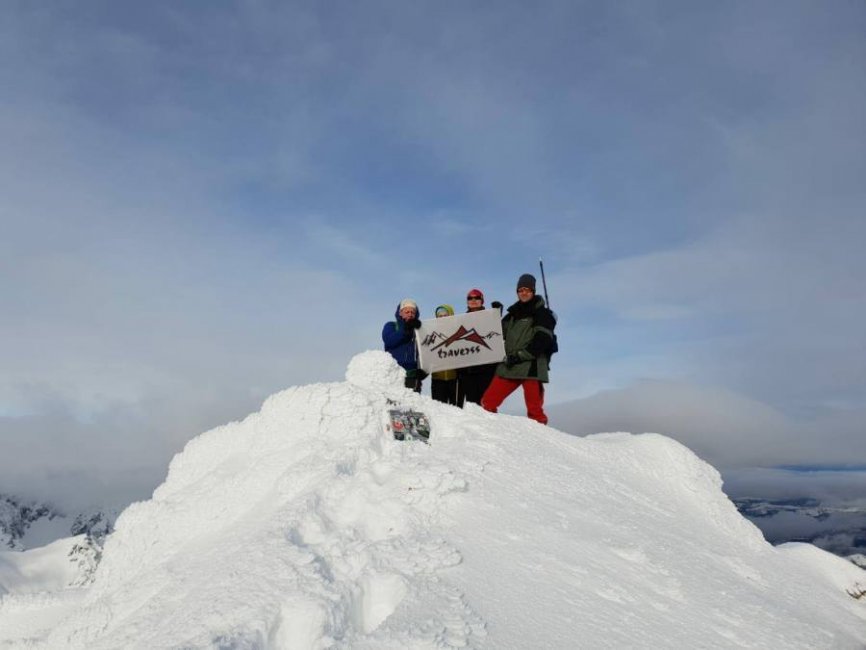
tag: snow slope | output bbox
[0,536,88,596]
[1,351,864,648]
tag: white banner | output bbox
[417,309,505,373]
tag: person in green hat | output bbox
[430,304,459,404]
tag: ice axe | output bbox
[539,258,551,309]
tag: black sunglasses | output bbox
[467,295,482,300]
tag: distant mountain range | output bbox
[734,497,866,560]
[0,493,115,551]
[0,494,56,551]
[0,493,117,592]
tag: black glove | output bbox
[491,301,503,310]
[405,318,421,330]
[505,354,521,368]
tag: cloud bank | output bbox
[1,1,864,508]
[548,380,866,469]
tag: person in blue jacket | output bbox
[382,298,426,392]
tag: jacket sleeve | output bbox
[382,321,411,351]
[500,315,510,341]
[526,309,556,357]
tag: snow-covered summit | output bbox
[345,349,406,391]
[1,351,864,648]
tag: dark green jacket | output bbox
[496,296,556,383]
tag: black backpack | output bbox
[548,311,559,361]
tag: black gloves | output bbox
[505,350,533,367]
[491,301,503,310]
[405,318,421,330]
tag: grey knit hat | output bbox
[516,273,536,292]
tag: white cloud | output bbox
[723,467,866,502]
[550,208,866,409]
[303,217,385,268]
[548,380,866,470]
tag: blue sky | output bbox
[1,1,864,506]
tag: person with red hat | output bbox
[456,288,501,407]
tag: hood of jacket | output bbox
[394,303,421,320]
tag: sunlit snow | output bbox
[0,352,864,648]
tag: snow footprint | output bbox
[383,537,463,575]
[353,571,408,633]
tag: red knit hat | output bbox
[466,288,484,301]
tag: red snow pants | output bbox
[481,376,548,425]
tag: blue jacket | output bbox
[382,305,420,372]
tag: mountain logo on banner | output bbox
[423,326,499,351]
[417,309,505,373]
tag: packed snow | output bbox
[0,351,864,648]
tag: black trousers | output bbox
[457,364,497,406]
[431,378,460,406]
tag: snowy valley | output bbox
[1,351,864,648]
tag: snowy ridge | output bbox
[1,351,864,648]
[0,536,89,597]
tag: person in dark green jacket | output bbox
[481,273,556,424]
